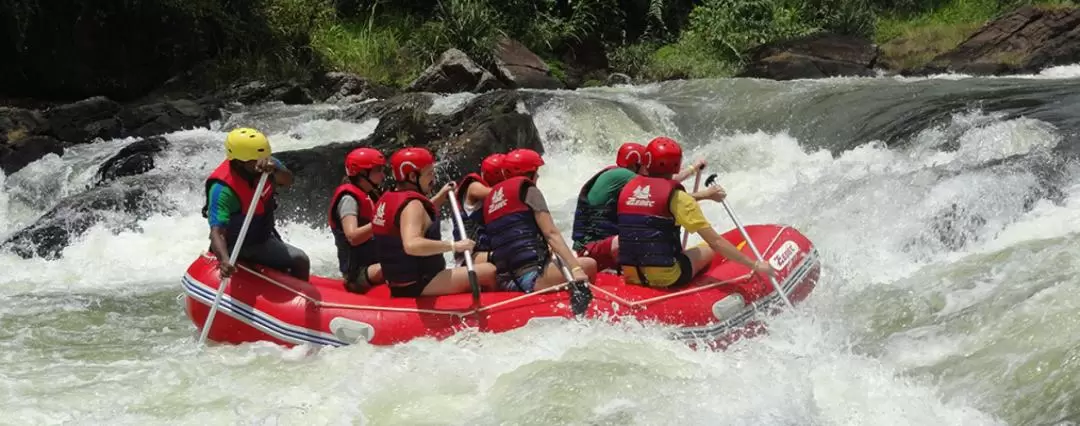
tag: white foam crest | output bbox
[428,92,478,115]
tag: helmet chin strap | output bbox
[353,172,383,199]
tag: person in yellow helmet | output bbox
[201,128,310,280]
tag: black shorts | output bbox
[388,274,436,298]
[672,253,695,287]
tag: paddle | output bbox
[552,252,593,318]
[704,174,795,310]
[199,172,271,347]
[682,167,703,248]
[445,182,482,309]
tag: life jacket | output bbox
[571,165,621,251]
[201,160,277,249]
[328,183,378,281]
[483,176,548,275]
[372,190,446,287]
[616,175,684,268]
[452,173,491,252]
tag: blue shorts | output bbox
[498,265,543,293]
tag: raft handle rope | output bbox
[198,172,270,347]
[705,174,794,310]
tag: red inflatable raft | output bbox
[182,224,820,348]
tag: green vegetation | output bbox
[1,0,1076,100]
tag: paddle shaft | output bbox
[445,182,482,307]
[199,172,270,347]
[719,199,794,310]
[682,168,702,248]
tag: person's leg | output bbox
[581,236,618,272]
[420,262,498,296]
[683,245,715,278]
[238,236,310,280]
[532,256,598,291]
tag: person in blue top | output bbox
[202,128,310,280]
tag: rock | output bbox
[317,72,398,103]
[94,136,170,186]
[491,37,565,89]
[917,6,1080,76]
[120,100,218,138]
[407,49,505,93]
[223,81,315,105]
[0,136,64,175]
[44,96,124,143]
[737,33,879,80]
[606,73,633,86]
[1,175,175,260]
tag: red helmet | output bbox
[345,148,385,176]
[390,147,436,181]
[504,148,545,177]
[480,153,507,184]
[644,136,682,175]
[616,142,645,168]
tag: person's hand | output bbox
[218,261,237,278]
[692,158,707,171]
[254,157,278,173]
[571,266,588,282]
[751,260,777,277]
[702,184,727,202]
[452,239,475,253]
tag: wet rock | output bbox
[316,72,398,103]
[0,107,61,174]
[917,6,1080,76]
[223,81,315,106]
[120,99,216,138]
[407,49,506,94]
[44,96,124,143]
[94,136,171,186]
[491,37,565,89]
[738,33,880,80]
[0,175,175,260]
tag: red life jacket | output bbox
[328,183,377,280]
[372,190,446,287]
[571,165,620,251]
[483,176,547,275]
[616,175,684,268]
[201,160,276,247]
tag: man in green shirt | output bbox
[571,141,704,271]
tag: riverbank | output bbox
[3,0,1078,106]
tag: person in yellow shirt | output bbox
[616,137,776,287]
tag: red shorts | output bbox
[577,235,618,272]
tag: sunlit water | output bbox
[4,65,1080,425]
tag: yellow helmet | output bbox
[225,128,272,161]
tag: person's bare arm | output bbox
[696,226,774,275]
[342,215,374,246]
[401,200,472,256]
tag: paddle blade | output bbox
[568,280,592,317]
[468,270,481,306]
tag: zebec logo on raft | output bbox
[768,240,800,271]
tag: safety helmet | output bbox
[389,147,436,181]
[480,153,507,184]
[616,142,645,169]
[504,148,545,177]
[644,136,683,176]
[345,148,386,176]
[225,128,272,161]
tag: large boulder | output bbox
[491,37,565,89]
[94,136,170,186]
[738,33,880,80]
[0,107,62,174]
[44,96,124,143]
[316,72,398,103]
[916,6,1080,75]
[407,49,505,94]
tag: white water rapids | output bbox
[3,68,1080,425]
